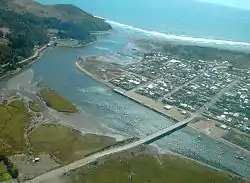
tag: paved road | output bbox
[1,44,48,69]
[19,45,48,64]
[198,78,239,113]
[26,116,196,183]
[160,66,228,101]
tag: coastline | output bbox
[90,30,113,35]
[75,61,250,155]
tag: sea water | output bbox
[37,0,250,44]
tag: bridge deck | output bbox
[26,116,195,183]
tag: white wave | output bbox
[94,46,109,51]
[94,17,250,48]
[89,86,111,95]
[94,15,104,19]
[107,20,250,47]
[104,39,121,44]
[77,88,87,93]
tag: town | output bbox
[108,52,250,133]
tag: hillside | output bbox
[0,0,112,75]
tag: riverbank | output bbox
[47,144,250,183]
[90,30,113,35]
[38,88,78,113]
[76,61,250,155]
[76,61,187,121]
[0,43,50,81]
[1,95,247,182]
[0,92,120,181]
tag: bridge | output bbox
[26,115,196,183]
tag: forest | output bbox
[0,1,112,75]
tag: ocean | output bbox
[37,0,250,45]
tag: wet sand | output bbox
[4,68,124,142]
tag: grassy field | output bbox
[29,124,116,164]
[55,39,79,47]
[28,101,40,112]
[0,172,12,182]
[67,154,249,183]
[0,100,30,155]
[223,131,250,151]
[0,162,6,174]
[39,88,78,113]
[0,161,12,181]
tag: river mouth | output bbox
[1,32,250,178]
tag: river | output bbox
[2,32,250,178]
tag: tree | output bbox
[0,30,3,38]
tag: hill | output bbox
[0,0,112,75]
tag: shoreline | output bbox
[76,61,250,155]
[75,61,184,122]
[90,30,113,35]
[0,44,50,82]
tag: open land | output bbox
[0,100,30,155]
[55,39,81,48]
[39,88,78,113]
[29,124,116,164]
[56,146,249,183]
[0,88,117,181]
[28,101,41,113]
[223,130,250,151]
[0,161,11,182]
[76,40,250,152]
[77,56,125,81]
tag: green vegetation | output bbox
[223,131,250,151]
[0,100,30,155]
[0,0,111,75]
[55,39,80,47]
[67,155,248,183]
[8,100,26,111]
[0,162,6,174]
[0,156,19,181]
[28,101,40,112]
[0,172,12,182]
[39,88,78,113]
[29,124,115,163]
[0,161,10,182]
[0,9,49,73]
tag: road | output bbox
[26,115,196,183]
[19,45,48,64]
[159,66,228,101]
[1,44,48,69]
[198,78,239,113]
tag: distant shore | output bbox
[90,30,113,35]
